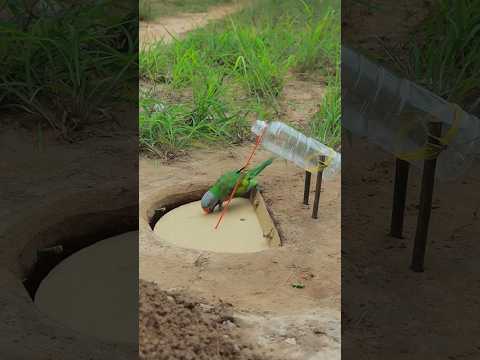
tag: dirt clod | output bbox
[139,280,265,360]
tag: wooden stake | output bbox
[304,171,311,205]
[390,158,410,238]
[411,122,442,272]
[312,156,325,219]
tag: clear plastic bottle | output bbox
[342,45,480,181]
[251,120,341,178]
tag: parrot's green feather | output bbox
[246,158,273,177]
[209,158,274,202]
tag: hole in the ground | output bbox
[20,205,138,345]
[22,206,137,298]
[149,187,282,253]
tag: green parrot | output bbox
[200,157,274,214]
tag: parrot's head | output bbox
[200,190,218,214]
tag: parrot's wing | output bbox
[246,177,258,192]
[214,171,241,200]
[235,175,255,195]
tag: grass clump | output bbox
[310,70,341,149]
[229,23,291,100]
[0,1,137,137]
[405,0,480,110]
[294,4,340,74]
[139,81,249,156]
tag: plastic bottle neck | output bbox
[251,120,268,136]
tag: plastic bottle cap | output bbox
[251,120,267,136]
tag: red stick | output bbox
[214,126,267,230]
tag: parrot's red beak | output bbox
[202,207,210,214]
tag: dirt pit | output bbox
[153,195,280,253]
[34,231,138,345]
[140,147,341,359]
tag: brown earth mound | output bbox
[139,280,265,360]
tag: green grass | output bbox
[347,1,478,112]
[140,82,249,156]
[0,1,137,138]
[140,0,154,21]
[310,70,341,150]
[140,0,234,21]
[404,0,480,110]
[140,0,341,155]
[350,0,479,113]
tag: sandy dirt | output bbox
[0,111,137,273]
[343,136,480,359]
[280,78,325,132]
[139,279,267,360]
[342,0,431,70]
[140,1,245,47]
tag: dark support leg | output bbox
[304,171,312,205]
[411,122,442,272]
[390,158,410,238]
[312,157,325,219]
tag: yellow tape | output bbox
[395,104,461,162]
[305,148,336,173]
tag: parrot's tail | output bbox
[248,157,274,177]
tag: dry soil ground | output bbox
[140,1,245,47]
[140,279,268,360]
[343,136,480,359]
[342,0,431,72]
[139,3,341,360]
